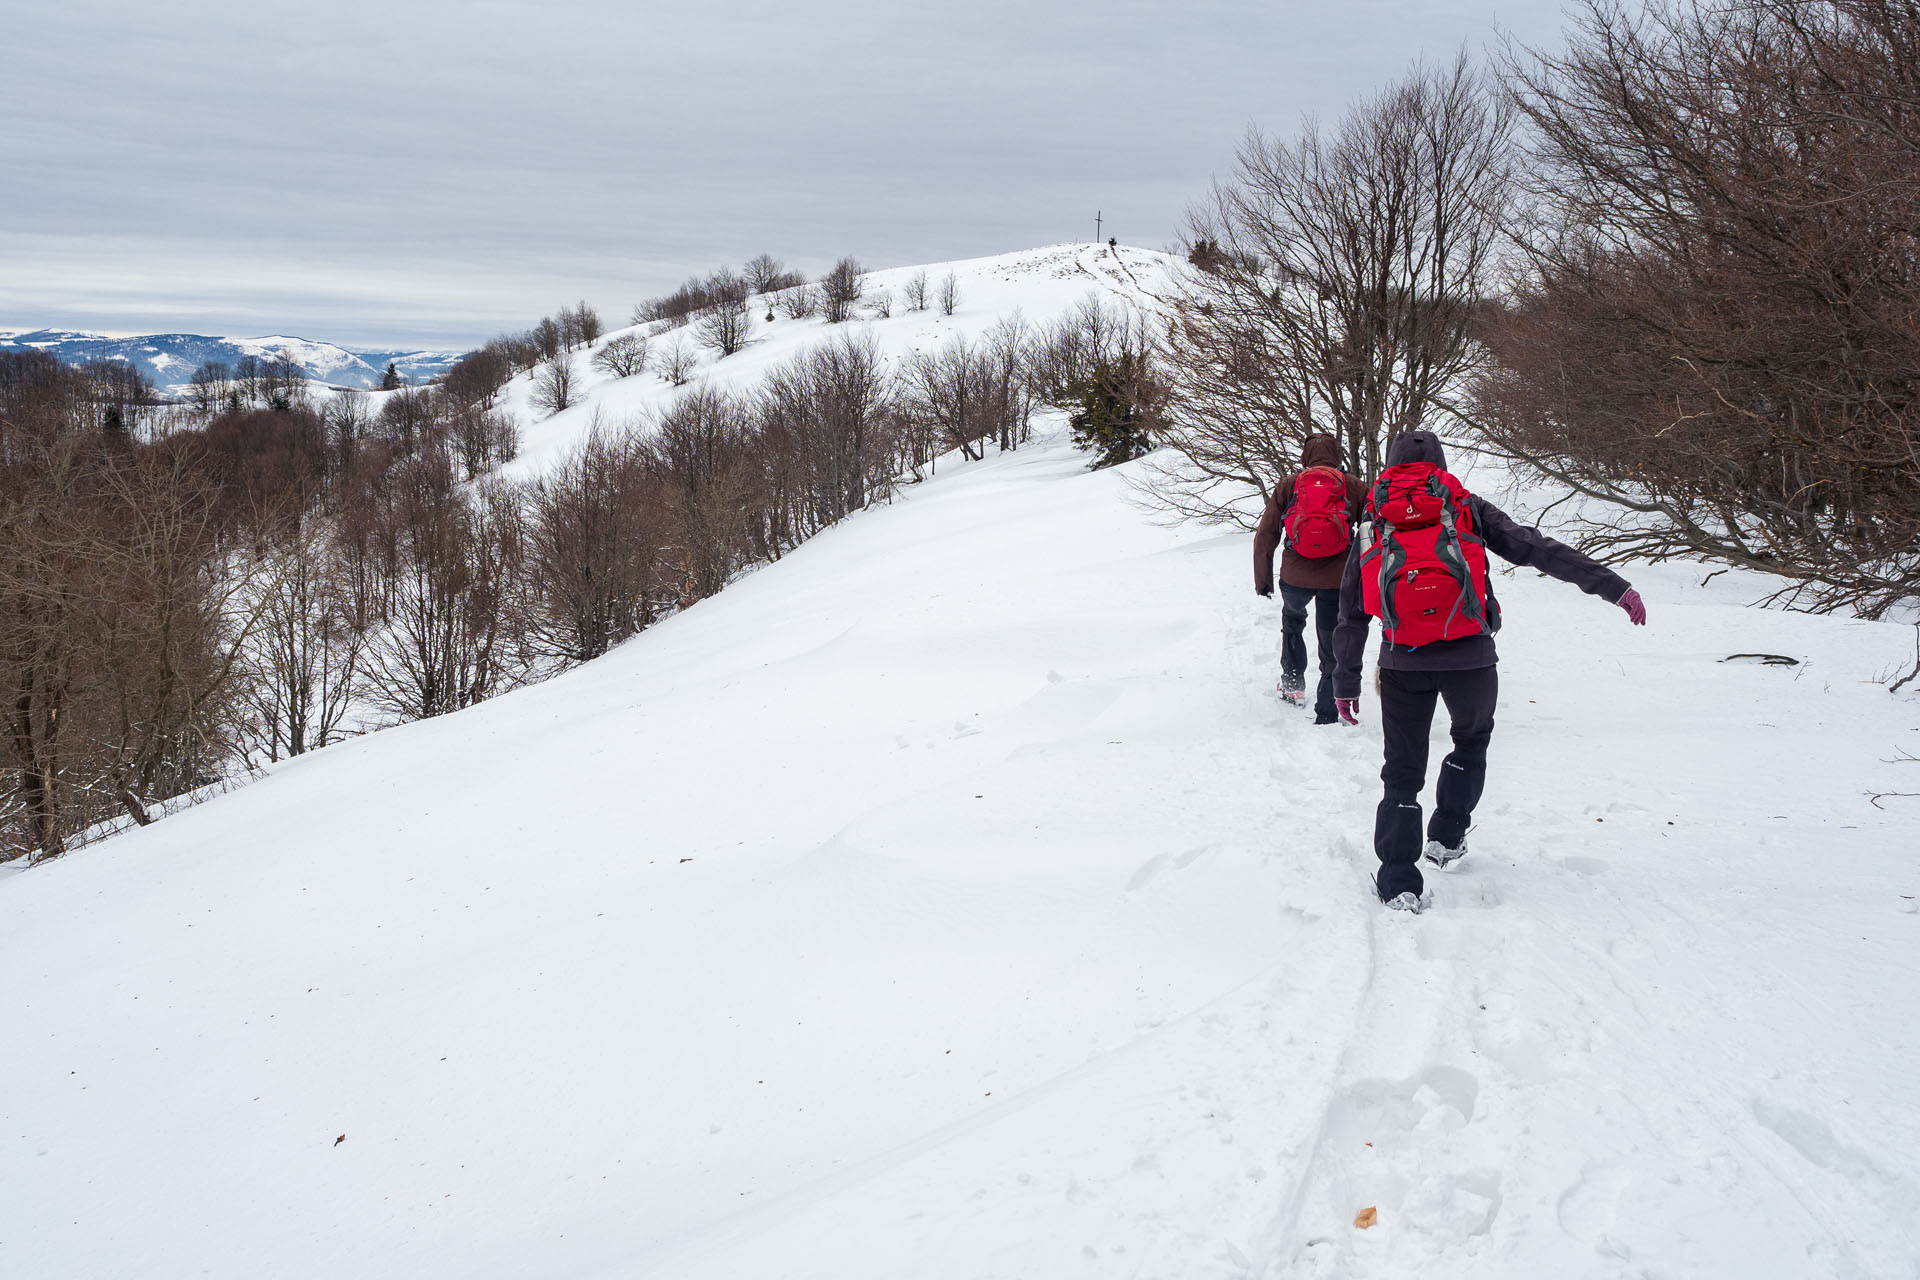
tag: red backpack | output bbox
[1283,466,1353,558]
[1360,462,1500,646]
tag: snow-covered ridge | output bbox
[0,328,462,394]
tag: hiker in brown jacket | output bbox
[1253,433,1366,724]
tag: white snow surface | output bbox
[5,246,1920,1278]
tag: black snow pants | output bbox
[1373,665,1498,900]
[1280,584,1341,723]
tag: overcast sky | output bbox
[5,0,1572,349]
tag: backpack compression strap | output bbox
[1430,476,1485,627]
[1367,472,1400,632]
[1375,526,1405,633]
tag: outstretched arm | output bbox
[1469,496,1632,604]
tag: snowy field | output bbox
[4,249,1919,1279]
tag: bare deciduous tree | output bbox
[360,450,527,722]
[573,301,603,348]
[903,271,930,312]
[2,392,257,858]
[1471,0,1920,616]
[79,360,156,436]
[760,331,896,530]
[533,316,563,361]
[1155,53,1514,523]
[524,420,667,663]
[448,404,518,480]
[245,521,362,761]
[646,388,758,601]
[821,257,866,323]
[899,324,1031,462]
[442,346,514,411]
[1027,293,1156,410]
[189,362,233,416]
[938,272,960,317]
[531,350,576,417]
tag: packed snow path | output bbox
[4,430,1918,1278]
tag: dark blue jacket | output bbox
[1332,432,1631,700]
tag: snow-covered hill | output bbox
[4,245,1918,1279]
[0,328,462,393]
[499,241,1177,476]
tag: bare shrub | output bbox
[660,340,698,387]
[448,405,518,480]
[759,330,896,530]
[189,361,233,416]
[533,316,563,361]
[244,520,363,761]
[360,450,527,722]
[903,271,930,312]
[638,276,718,327]
[821,257,866,323]
[778,283,820,320]
[1028,293,1155,410]
[524,421,667,662]
[1,414,255,858]
[591,332,650,379]
[696,269,754,358]
[443,345,513,410]
[572,301,602,348]
[899,324,1030,462]
[938,272,960,316]
[531,351,576,417]
[646,388,758,601]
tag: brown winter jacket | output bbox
[1253,434,1366,593]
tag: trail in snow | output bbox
[3,386,1918,1274]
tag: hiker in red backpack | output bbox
[1332,431,1647,912]
[1254,433,1366,724]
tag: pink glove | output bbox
[1336,698,1359,726]
[1618,587,1647,626]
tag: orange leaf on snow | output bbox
[1354,1206,1378,1229]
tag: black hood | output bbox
[1386,431,1447,469]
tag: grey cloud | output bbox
[5,0,1569,348]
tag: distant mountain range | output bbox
[0,329,467,395]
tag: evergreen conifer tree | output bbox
[1070,354,1156,469]
[380,361,402,391]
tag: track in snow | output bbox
[3,429,1916,1280]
